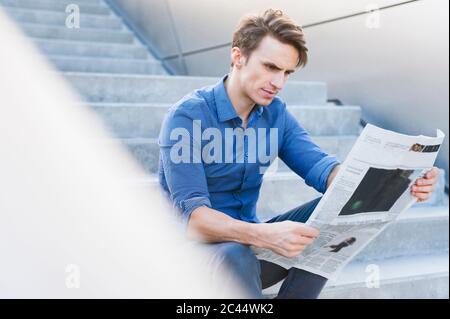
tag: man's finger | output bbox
[416,177,436,186]
[291,244,306,251]
[294,236,314,246]
[425,167,440,179]
[294,225,320,238]
[412,192,430,200]
[411,185,434,193]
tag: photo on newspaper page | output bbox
[253,124,445,279]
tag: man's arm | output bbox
[187,206,255,244]
[186,158,341,258]
[279,109,341,194]
[326,164,341,190]
[187,206,319,258]
[188,163,341,251]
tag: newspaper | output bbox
[253,124,445,279]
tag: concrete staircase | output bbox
[1,0,166,74]
[2,0,448,298]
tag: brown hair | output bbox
[231,9,308,68]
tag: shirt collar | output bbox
[213,74,264,123]
[255,104,264,116]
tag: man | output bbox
[158,9,440,298]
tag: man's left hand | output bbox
[411,167,440,202]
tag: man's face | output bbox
[237,35,299,106]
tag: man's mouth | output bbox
[261,88,276,98]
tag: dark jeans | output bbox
[205,197,327,299]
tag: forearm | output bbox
[187,206,259,245]
[326,164,341,189]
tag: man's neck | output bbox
[224,73,256,127]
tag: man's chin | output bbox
[257,98,273,107]
[250,94,274,107]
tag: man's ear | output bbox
[231,47,244,68]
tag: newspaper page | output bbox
[253,124,445,279]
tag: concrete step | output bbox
[90,103,362,138]
[65,73,328,104]
[322,254,449,298]
[34,39,150,59]
[53,0,105,4]
[118,136,357,176]
[258,172,323,217]
[49,56,166,74]
[19,23,134,44]
[0,0,111,15]
[353,205,449,262]
[263,254,449,298]
[3,7,123,29]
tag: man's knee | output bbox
[293,196,322,223]
[208,242,262,298]
[308,196,322,211]
[268,196,323,224]
[216,242,260,274]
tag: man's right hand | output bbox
[187,206,320,259]
[252,221,320,258]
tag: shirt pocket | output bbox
[204,162,244,192]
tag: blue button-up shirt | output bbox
[158,75,340,227]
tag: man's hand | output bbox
[411,167,440,202]
[188,207,320,258]
[252,221,320,258]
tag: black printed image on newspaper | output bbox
[326,236,357,253]
[338,167,421,216]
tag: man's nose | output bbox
[270,73,285,91]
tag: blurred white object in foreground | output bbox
[0,9,244,298]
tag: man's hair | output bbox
[231,9,308,68]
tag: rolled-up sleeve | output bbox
[279,108,340,193]
[158,107,212,227]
